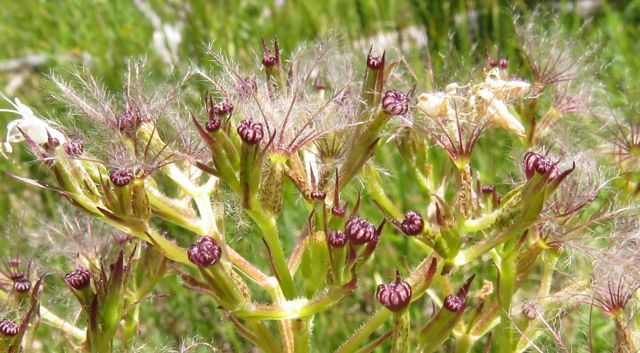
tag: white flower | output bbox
[1,93,66,155]
[476,88,526,137]
[416,93,448,117]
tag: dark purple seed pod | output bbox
[205,117,222,133]
[345,216,376,245]
[376,274,412,312]
[65,267,91,289]
[328,231,348,248]
[117,107,141,131]
[367,54,384,70]
[236,77,258,97]
[13,279,31,293]
[443,294,465,313]
[237,120,264,145]
[382,90,410,116]
[311,190,326,201]
[63,138,84,157]
[212,99,234,116]
[0,319,19,337]
[7,258,20,267]
[109,168,134,187]
[187,236,222,267]
[400,210,424,236]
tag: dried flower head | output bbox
[187,236,222,267]
[376,271,412,312]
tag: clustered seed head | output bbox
[0,319,19,337]
[212,99,234,116]
[345,216,376,244]
[523,152,558,180]
[109,167,135,187]
[65,267,91,289]
[13,279,31,293]
[205,117,222,132]
[237,119,264,144]
[187,236,222,267]
[382,90,410,116]
[328,231,348,248]
[235,77,258,97]
[63,138,84,157]
[366,54,384,70]
[376,274,412,312]
[400,210,424,236]
[443,294,465,313]
[311,190,326,201]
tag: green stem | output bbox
[364,163,403,219]
[248,208,296,300]
[293,318,311,353]
[495,252,517,353]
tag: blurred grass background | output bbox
[1,0,639,351]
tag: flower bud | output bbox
[400,210,424,236]
[237,120,264,145]
[523,152,557,180]
[0,319,19,337]
[262,39,279,67]
[345,216,376,244]
[212,99,234,116]
[376,273,412,312]
[443,294,465,312]
[311,189,326,201]
[367,54,384,70]
[13,279,31,293]
[328,231,347,248]
[382,90,410,116]
[65,267,91,289]
[63,138,84,157]
[187,236,222,267]
[109,167,134,187]
[205,117,222,133]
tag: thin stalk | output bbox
[248,207,296,300]
[293,318,312,353]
